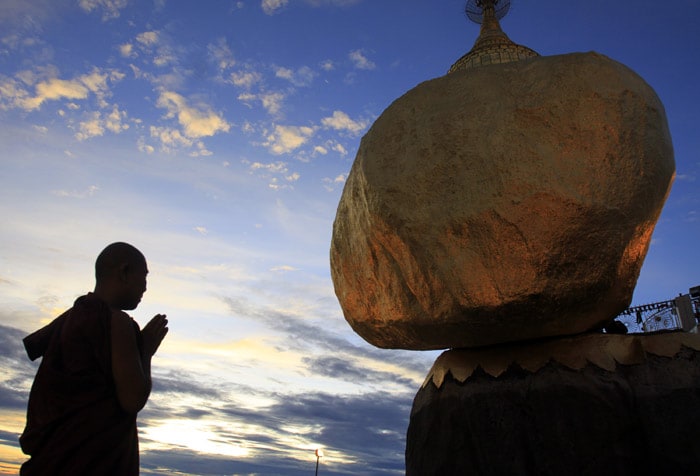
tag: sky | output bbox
[0,0,698,474]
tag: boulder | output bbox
[330,52,674,350]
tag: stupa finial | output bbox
[449,0,539,73]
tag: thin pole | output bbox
[315,455,320,476]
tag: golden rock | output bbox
[330,52,675,350]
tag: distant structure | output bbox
[449,0,538,73]
[615,286,700,333]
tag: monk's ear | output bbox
[117,263,130,282]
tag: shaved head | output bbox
[95,242,146,283]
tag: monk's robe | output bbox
[20,293,142,476]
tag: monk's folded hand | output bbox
[141,314,168,356]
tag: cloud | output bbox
[237,93,256,104]
[263,125,315,155]
[0,67,122,111]
[140,353,417,475]
[313,140,349,159]
[260,0,362,14]
[149,125,194,151]
[246,160,301,190]
[303,355,417,388]
[260,91,285,116]
[241,121,255,134]
[0,0,54,31]
[207,38,235,71]
[261,0,288,15]
[349,49,376,70]
[274,65,316,87]
[321,110,368,136]
[0,76,33,111]
[141,288,428,472]
[305,0,363,5]
[132,30,178,68]
[190,141,214,157]
[119,43,134,57]
[75,105,129,140]
[238,91,286,116]
[51,185,100,199]
[137,137,155,154]
[146,125,213,156]
[156,91,231,138]
[322,174,346,191]
[220,295,433,381]
[0,324,39,411]
[270,265,299,272]
[76,112,106,140]
[104,104,129,132]
[320,60,334,71]
[36,78,89,102]
[230,71,261,89]
[78,0,128,21]
[136,31,159,47]
[332,142,348,155]
[0,285,431,474]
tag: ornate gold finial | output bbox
[449,0,539,73]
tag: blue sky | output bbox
[0,0,698,474]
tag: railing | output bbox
[613,286,699,334]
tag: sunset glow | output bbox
[1,1,698,474]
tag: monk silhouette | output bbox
[19,242,169,475]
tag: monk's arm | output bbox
[111,311,151,414]
[112,311,169,413]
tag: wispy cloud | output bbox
[0,305,429,474]
[149,125,194,151]
[132,30,180,69]
[0,325,39,411]
[305,0,363,5]
[274,65,316,87]
[207,38,236,71]
[230,70,262,89]
[321,110,368,136]
[156,91,230,139]
[75,105,129,140]
[349,49,376,70]
[238,90,286,116]
[261,0,362,14]
[51,185,100,199]
[136,31,159,47]
[78,0,128,21]
[260,91,286,116]
[322,174,346,192]
[270,265,299,272]
[220,295,433,381]
[119,43,134,58]
[261,0,288,15]
[263,124,315,155]
[0,67,123,112]
[246,160,301,190]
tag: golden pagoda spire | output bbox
[449,0,538,73]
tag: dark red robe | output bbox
[20,293,142,475]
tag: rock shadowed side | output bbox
[406,346,700,475]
